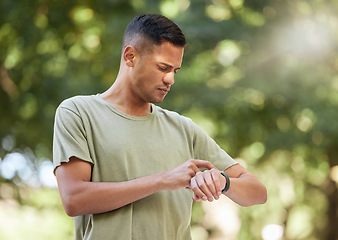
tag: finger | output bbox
[190,163,202,175]
[190,159,216,170]
[190,176,207,201]
[204,170,219,200]
[195,172,214,202]
[210,169,222,197]
[192,194,202,202]
[185,160,202,175]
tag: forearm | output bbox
[225,172,267,206]
[57,158,218,216]
[59,172,166,217]
[189,164,267,206]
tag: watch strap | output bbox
[220,171,230,194]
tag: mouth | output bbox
[158,87,169,95]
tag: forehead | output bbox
[146,42,184,67]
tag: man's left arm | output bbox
[190,164,267,206]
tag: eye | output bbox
[158,66,168,72]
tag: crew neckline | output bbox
[93,94,157,121]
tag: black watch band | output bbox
[220,172,230,194]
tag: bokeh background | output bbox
[1,0,338,239]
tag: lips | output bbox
[158,87,169,95]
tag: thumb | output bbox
[191,159,216,170]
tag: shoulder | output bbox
[58,95,95,109]
[57,95,99,113]
[55,95,99,120]
[153,105,195,128]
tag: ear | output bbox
[123,46,137,67]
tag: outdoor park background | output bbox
[1,0,338,239]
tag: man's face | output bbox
[130,42,184,104]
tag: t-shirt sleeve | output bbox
[53,100,93,173]
[190,120,237,171]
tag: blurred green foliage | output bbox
[0,186,74,240]
[1,0,338,239]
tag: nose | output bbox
[163,72,175,86]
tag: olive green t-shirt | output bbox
[53,95,237,240]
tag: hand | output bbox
[190,169,226,202]
[162,159,216,191]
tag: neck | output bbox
[100,77,151,117]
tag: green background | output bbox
[1,0,337,239]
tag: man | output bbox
[53,14,267,240]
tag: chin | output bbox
[151,100,164,104]
[150,96,166,104]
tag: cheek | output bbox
[143,71,163,85]
[133,66,163,87]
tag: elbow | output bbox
[259,184,268,204]
[61,195,83,217]
[64,206,78,218]
[261,187,268,204]
[243,185,268,207]
[252,184,267,206]
[251,180,268,206]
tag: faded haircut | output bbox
[122,14,186,54]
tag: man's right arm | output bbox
[56,157,216,217]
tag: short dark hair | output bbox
[122,14,186,53]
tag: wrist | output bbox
[156,171,169,191]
